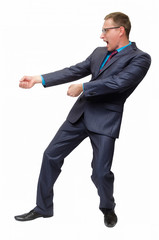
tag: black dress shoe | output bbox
[14,210,52,221]
[104,209,118,228]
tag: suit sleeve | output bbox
[83,52,151,97]
[41,51,95,88]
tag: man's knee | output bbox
[91,170,114,185]
[42,147,64,170]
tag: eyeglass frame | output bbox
[102,26,120,34]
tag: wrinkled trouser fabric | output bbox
[34,116,116,216]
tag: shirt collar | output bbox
[116,41,132,53]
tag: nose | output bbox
[100,32,104,39]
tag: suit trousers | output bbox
[34,116,116,216]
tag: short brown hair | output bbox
[104,12,131,38]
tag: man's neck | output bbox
[117,39,130,49]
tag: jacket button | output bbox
[89,92,96,95]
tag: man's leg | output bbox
[89,132,117,227]
[15,119,88,221]
[34,119,88,216]
[89,132,116,211]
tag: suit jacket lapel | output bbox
[96,42,137,78]
[93,47,108,78]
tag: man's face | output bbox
[100,18,121,51]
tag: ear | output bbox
[119,26,125,37]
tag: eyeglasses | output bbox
[102,27,120,34]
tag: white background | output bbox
[0,0,158,239]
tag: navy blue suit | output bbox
[34,42,151,216]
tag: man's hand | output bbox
[19,75,42,89]
[67,84,83,97]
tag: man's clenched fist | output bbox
[19,75,42,89]
[67,84,83,97]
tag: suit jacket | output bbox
[42,42,151,138]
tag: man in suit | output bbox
[15,12,151,227]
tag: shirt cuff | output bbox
[41,75,46,86]
[82,83,85,91]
